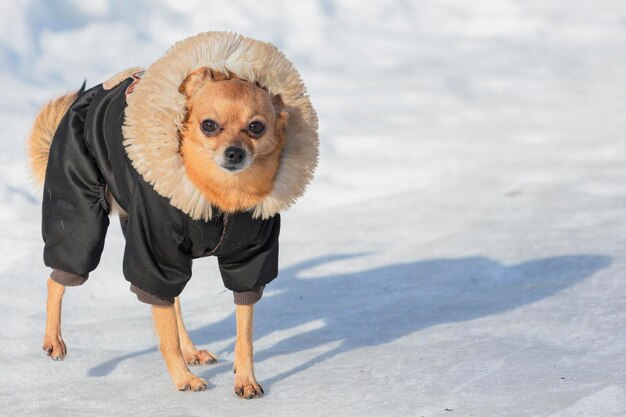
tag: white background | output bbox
[0,1,625,416]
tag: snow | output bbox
[1,0,626,416]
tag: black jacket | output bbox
[42,78,280,306]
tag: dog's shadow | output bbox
[88,253,611,390]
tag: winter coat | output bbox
[44,78,280,305]
[41,32,319,306]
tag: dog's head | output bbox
[178,67,289,213]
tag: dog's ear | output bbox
[179,67,232,98]
[272,94,285,112]
[179,67,210,98]
[272,94,289,138]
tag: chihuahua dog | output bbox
[28,32,318,399]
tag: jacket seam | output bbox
[204,212,229,256]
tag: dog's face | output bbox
[179,68,289,212]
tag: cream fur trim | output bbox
[122,32,319,220]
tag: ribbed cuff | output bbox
[130,284,174,306]
[233,286,264,305]
[50,269,88,286]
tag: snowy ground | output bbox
[1,1,626,416]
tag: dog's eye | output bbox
[248,121,265,137]
[201,119,220,136]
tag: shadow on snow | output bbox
[88,253,611,391]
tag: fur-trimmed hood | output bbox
[122,32,319,220]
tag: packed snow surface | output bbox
[0,1,625,416]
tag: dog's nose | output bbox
[224,147,246,165]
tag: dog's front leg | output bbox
[233,304,263,399]
[43,278,67,360]
[152,305,207,391]
[174,297,217,366]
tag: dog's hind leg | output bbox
[43,278,67,360]
[152,305,207,391]
[174,297,217,366]
[233,304,263,399]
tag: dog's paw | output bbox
[234,376,264,399]
[175,373,208,392]
[42,334,66,361]
[183,349,217,366]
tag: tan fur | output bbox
[151,303,258,394]
[28,92,79,186]
[174,297,216,365]
[44,280,209,390]
[234,304,262,398]
[152,305,207,391]
[43,278,66,360]
[179,68,288,212]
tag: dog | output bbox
[27,32,318,398]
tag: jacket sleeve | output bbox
[42,89,110,286]
[122,179,192,306]
[217,213,280,304]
